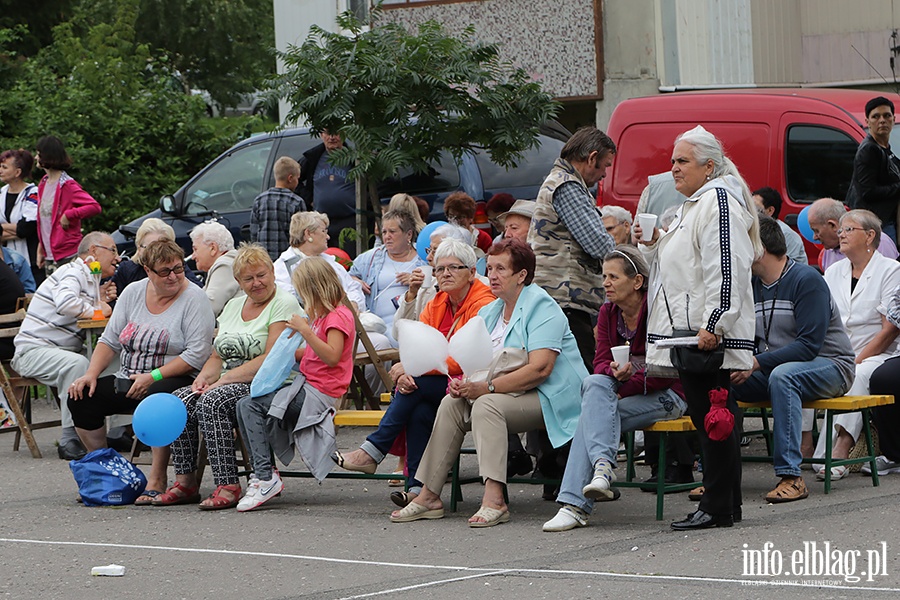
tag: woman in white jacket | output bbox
[0,149,39,281]
[636,125,761,531]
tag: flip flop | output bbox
[468,505,510,528]
[390,502,444,523]
[134,489,163,506]
[390,490,416,508]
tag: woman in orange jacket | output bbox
[333,238,494,506]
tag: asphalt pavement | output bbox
[1,401,898,600]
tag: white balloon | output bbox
[397,319,449,377]
[448,316,493,375]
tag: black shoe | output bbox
[507,450,534,478]
[733,509,742,523]
[671,510,734,530]
[58,439,87,461]
[641,464,659,493]
[106,433,134,452]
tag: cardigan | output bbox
[478,284,587,448]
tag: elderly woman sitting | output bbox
[390,239,587,527]
[112,218,202,295]
[68,240,215,502]
[812,209,900,479]
[190,221,241,316]
[543,246,687,531]
[332,238,495,505]
[153,244,301,509]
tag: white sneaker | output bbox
[543,505,589,532]
[861,455,900,475]
[582,459,617,500]
[237,472,284,512]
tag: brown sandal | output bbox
[688,486,705,501]
[199,484,242,511]
[765,477,808,503]
[151,481,201,506]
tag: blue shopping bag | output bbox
[69,448,147,506]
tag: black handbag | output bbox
[669,329,724,373]
[663,291,724,374]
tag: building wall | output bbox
[379,0,602,100]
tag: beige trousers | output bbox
[416,391,544,495]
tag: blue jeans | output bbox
[360,374,447,493]
[733,358,848,477]
[556,374,687,513]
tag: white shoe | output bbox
[543,505,589,532]
[237,472,284,512]
[582,459,617,500]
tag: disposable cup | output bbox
[637,213,657,241]
[611,344,630,366]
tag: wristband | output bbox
[151,368,163,382]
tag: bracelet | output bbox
[151,368,163,382]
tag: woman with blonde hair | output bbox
[153,243,301,510]
[235,257,356,511]
[388,193,427,234]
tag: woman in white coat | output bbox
[0,149,39,281]
[636,125,761,531]
[815,209,900,479]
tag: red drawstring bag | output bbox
[704,387,734,441]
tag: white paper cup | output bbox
[419,265,434,289]
[637,213,657,241]
[611,344,630,366]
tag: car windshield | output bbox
[184,140,274,215]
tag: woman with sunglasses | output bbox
[68,240,216,503]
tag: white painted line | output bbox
[1,537,898,593]
[338,570,511,600]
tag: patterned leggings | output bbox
[171,383,250,486]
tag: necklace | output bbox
[759,260,789,352]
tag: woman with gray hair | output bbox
[635,125,760,531]
[392,223,477,339]
[190,221,240,317]
[544,245,688,531]
[332,237,495,506]
[812,209,900,479]
[112,217,202,295]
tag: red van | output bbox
[601,88,890,260]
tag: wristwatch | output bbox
[487,381,495,393]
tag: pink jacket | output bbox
[37,172,101,260]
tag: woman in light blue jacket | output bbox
[389,238,586,528]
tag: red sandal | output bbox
[151,481,201,506]
[199,484,242,511]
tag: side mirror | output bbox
[160,195,176,214]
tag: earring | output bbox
[706,175,711,181]
[308,238,313,243]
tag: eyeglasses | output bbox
[838,227,867,234]
[149,263,186,278]
[434,265,469,275]
[93,244,118,254]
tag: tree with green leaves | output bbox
[275,4,559,254]
[0,0,254,233]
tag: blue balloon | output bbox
[132,393,187,447]
[797,205,821,244]
[416,220,449,260]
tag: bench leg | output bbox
[823,411,834,494]
[862,408,880,488]
[655,432,667,520]
[449,454,462,512]
[625,431,636,482]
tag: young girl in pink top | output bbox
[236,256,354,511]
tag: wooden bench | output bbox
[738,395,894,493]
[450,415,698,520]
